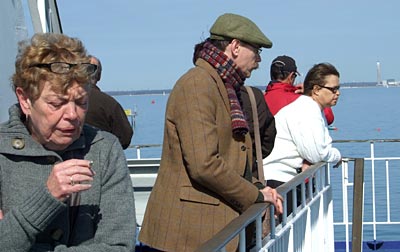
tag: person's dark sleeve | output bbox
[240,86,277,179]
[111,103,134,149]
[252,87,276,159]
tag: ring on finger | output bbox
[70,175,75,186]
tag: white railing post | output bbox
[341,159,350,252]
[326,179,335,251]
[385,159,391,222]
[370,142,377,241]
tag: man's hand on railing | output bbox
[0,210,3,220]
[260,187,283,215]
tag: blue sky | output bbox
[25,0,400,91]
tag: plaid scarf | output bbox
[199,41,249,136]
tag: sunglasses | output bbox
[317,85,340,94]
[30,62,98,75]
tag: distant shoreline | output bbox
[106,82,397,96]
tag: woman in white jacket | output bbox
[263,62,341,214]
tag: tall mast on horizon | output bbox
[376,61,382,86]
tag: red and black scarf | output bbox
[199,41,249,136]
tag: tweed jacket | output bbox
[139,59,261,252]
[0,104,136,252]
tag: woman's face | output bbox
[17,81,89,150]
[314,74,340,109]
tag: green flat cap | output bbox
[210,13,272,48]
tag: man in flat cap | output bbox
[139,13,283,252]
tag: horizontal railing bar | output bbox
[364,157,400,161]
[127,144,162,149]
[334,222,400,225]
[333,139,400,143]
[127,158,161,163]
[127,139,400,151]
[133,186,154,192]
[276,162,325,195]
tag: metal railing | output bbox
[127,157,160,191]
[195,162,334,252]
[127,144,162,159]
[128,139,400,251]
[333,139,400,252]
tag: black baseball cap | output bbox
[271,55,300,75]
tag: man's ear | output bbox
[230,39,241,57]
[15,87,32,116]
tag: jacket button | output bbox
[51,228,64,241]
[12,138,25,150]
[241,145,246,151]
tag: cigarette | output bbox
[88,160,95,175]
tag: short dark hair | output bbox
[89,55,102,83]
[270,62,291,81]
[303,63,340,95]
[192,38,231,65]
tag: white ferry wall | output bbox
[0,1,25,122]
[0,0,61,122]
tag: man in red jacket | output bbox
[264,55,334,125]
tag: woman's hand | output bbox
[302,159,312,172]
[47,159,95,201]
[0,210,3,220]
[260,186,283,215]
[333,159,342,168]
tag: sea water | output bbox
[116,86,400,242]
